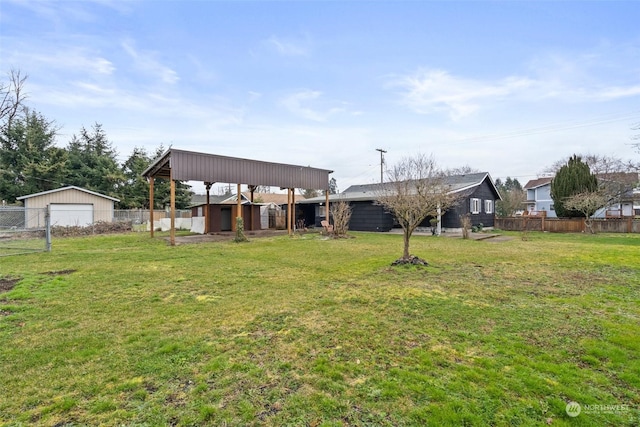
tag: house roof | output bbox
[16,186,120,202]
[298,172,500,204]
[523,177,553,190]
[242,192,291,205]
[190,192,251,207]
[190,192,292,207]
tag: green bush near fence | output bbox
[0,231,638,426]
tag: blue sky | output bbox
[1,0,639,194]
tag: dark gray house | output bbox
[297,172,501,232]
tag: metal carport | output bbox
[142,149,333,245]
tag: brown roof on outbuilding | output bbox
[142,148,332,190]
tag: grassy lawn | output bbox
[0,230,638,426]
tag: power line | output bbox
[454,111,640,143]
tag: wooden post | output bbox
[170,172,176,246]
[205,182,212,234]
[249,185,256,231]
[325,190,330,226]
[237,183,242,230]
[292,189,296,231]
[149,177,155,238]
[287,188,292,235]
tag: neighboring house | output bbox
[16,186,119,228]
[297,172,501,232]
[525,174,640,219]
[593,173,640,218]
[523,177,556,218]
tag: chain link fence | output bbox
[0,207,50,256]
[0,208,195,256]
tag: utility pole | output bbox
[375,148,387,183]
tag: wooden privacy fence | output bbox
[495,217,639,233]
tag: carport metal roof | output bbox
[143,148,333,190]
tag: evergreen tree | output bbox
[118,145,192,209]
[119,146,154,208]
[0,108,66,202]
[495,177,525,217]
[328,177,338,195]
[550,155,598,217]
[66,123,124,197]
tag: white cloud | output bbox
[247,91,262,102]
[280,90,350,122]
[392,59,640,120]
[4,44,115,76]
[596,85,640,100]
[263,35,309,56]
[390,69,534,120]
[121,39,179,84]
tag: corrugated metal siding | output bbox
[166,149,332,190]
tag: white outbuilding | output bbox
[17,186,119,228]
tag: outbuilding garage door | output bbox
[50,204,94,227]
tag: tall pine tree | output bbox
[0,108,67,202]
[65,123,124,198]
[118,145,192,209]
[550,155,598,218]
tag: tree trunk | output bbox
[403,228,411,260]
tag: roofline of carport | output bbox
[143,148,333,190]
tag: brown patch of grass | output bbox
[0,276,20,293]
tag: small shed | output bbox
[17,186,120,228]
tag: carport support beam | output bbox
[292,189,296,232]
[170,172,176,246]
[287,189,292,235]
[325,191,330,225]
[237,183,242,230]
[149,178,155,238]
[205,182,212,234]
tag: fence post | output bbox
[45,206,52,252]
[628,217,633,233]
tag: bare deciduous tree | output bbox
[544,153,639,209]
[330,199,352,237]
[376,153,461,262]
[496,188,526,217]
[0,69,27,132]
[544,154,638,180]
[299,188,319,198]
[563,190,609,234]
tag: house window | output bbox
[484,199,493,214]
[470,198,481,214]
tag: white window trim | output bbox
[470,198,481,214]
[484,199,493,214]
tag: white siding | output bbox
[22,188,115,228]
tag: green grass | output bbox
[0,231,639,426]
